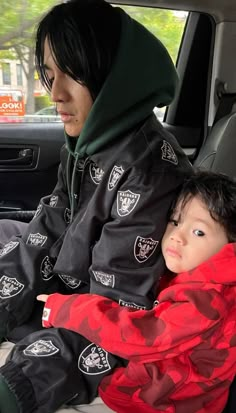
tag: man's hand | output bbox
[37,294,49,303]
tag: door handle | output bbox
[0,148,33,166]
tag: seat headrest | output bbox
[194,112,236,178]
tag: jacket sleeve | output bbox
[42,288,223,362]
[89,159,190,310]
[0,148,70,339]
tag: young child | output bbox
[38,170,236,413]
[1,169,236,413]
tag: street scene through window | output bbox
[0,1,187,123]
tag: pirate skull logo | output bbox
[78,344,111,375]
[89,162,104,185]
[108,165,124,191]
[134,236,159,263]
[161,140,178,165]
[0,241,19,258]
[40,256,54,281]
[26,233,47,247]
[0,275,24,299]
[117,190,140,217]
[23,340,60,357]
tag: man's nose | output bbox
[51,79,66,103]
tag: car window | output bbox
[0,2,187,124]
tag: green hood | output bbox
[66,7,178,157]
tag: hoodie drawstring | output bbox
[66,152,81,223]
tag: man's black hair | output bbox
[170,169,236,242]
[35,0,121,100]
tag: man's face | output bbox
[161,195,229,273]
[43,38,93,137]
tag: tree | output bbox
[121,6,187,62]
[0,2,187,114]
[0,0,60,113]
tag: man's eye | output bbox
[49,77,54,86]
[46,76,54,88]
[193,229,205,237]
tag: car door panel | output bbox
[0,123,64,220]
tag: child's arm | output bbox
[38,286,225,362]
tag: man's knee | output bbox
[55,397,116,413]
[0,342,14,367]
[0,219,28,245]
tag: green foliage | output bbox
[34,94,51,112]
[0,1,187,114]
[0,0,62,114]
[0,50,16,60]
[0,2,186,62]
[121,6,187,63]
[0,0,60,51]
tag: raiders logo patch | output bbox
[64,208,71,224]
[119,299,146,310]
[40,256,54,281]
[0,241,19,258]
[26,233,47,247]
[0,275,24,299]
[33,204,42,219]
[49,195,58,207]
[117,190,140,217]
[89,162,104,185]
[161,140,178,165]
[76,159,85,171]
[58,274,81,289]
[134,236,159,263]
[92,271,115,288]
[78,344,111,375]
[108,165,124,191]
[23,340,60,357]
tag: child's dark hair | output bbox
[170,169,236,242]
[35,0,121,100]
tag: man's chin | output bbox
[64,126,80,139]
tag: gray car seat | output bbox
[193,110,236,413]
[194,111,236,177]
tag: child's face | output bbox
[161,196,229,273]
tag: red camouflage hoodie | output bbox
[42,243,236,413]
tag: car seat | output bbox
[193,110,236,413]
[194,111,236,177]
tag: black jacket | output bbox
[0,114,191,341]
[0,8,193,341]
